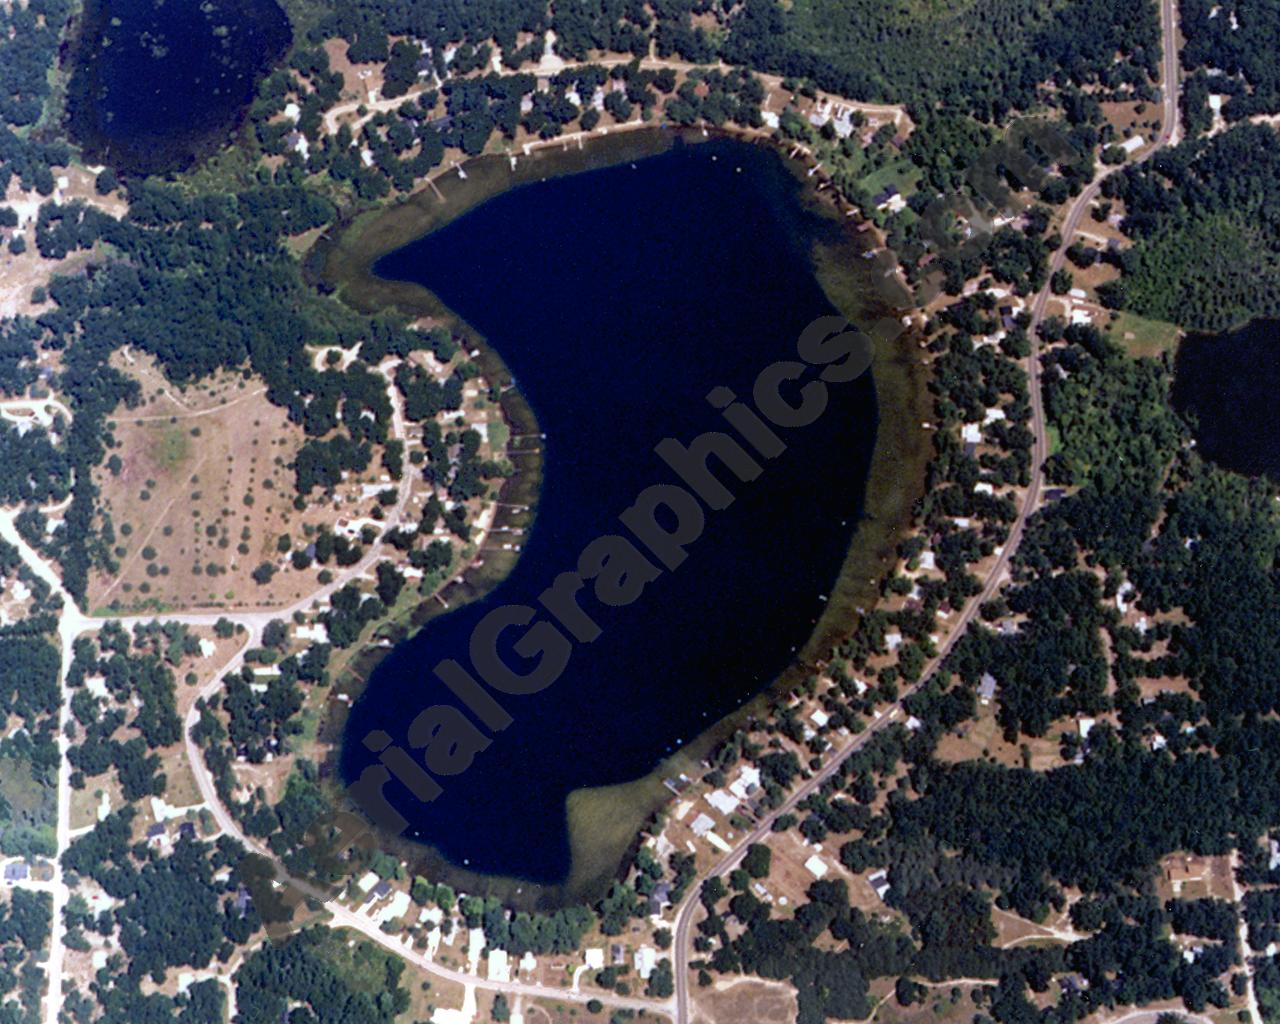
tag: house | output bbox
[3,863,28,884]
[868,869,891,900]
[647,882,673,917]
[634,945,657,980]
[234,887,252,916]
[145,823,165,846]
[705,790,739,816]
[872,185,898,207]
[727,766,761,802]
[364,879,392,905]
[690,813,715,838]
[584,948,605,970]
[376,891,412,927]
[611,943,626,965]
[804,855,829,879]
[978,673,998,704]
[487,949,510,983]
[178,821,196,840]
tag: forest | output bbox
[65,622,192,803]
[233,926,410,1024]
[61,811,263,974]
[721,0,1158,122]
[0,888,51,1024]
[1098,124,1280,330]
[1179,0,1280,122]
[0,618,61,858]
[0,0,73,201]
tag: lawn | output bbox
[858,157,920,200]
[1103,309,1182,358]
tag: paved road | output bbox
[0,361,424,1024]
[322,55,910,138]
[4,8,1184,1019]
[671,1,1182,1019]
[180,668,677,1021]
[1231,849,1265,1024]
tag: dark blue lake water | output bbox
[67,0,290,174]
[341,139,881,885]
[1173,318,1280,479]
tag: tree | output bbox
[742,843,772,879]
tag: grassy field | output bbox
[857,157,921,200]
[1103,309,1182,358]
[90,348,423,614]
[0,754,55,853]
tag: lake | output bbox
[1172,317,1280,479]
[66,0,290,175]
[339,138,884,888]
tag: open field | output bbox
[89,353,417,614]
[91,359,311,612]
[692,976,797,1024]
[1104,309,1182,358]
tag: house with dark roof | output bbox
[872,185,899,207]
[3,863,28,884]
[363,880,394,906]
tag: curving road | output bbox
[671,2,1181,1020]
[2,6,1182,1019]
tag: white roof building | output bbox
[487,949,510,983]
[705,790,739,816]
[635,946,657,980]
[728,766,761,801]
[375,890,412,926]
[804,855,829,878]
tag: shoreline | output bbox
[307,124,932,908]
